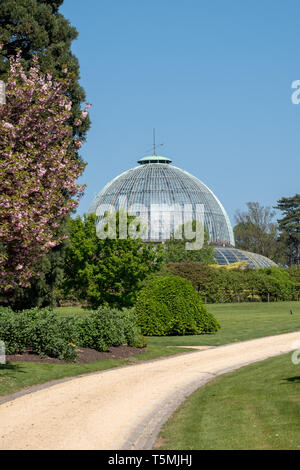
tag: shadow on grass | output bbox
[0,363,25,372]
[284,376,300,383]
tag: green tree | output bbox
[0,1,90,308]
[0,54,87,308]
[164,221,216,264]
[275,194,300,266]
[0,0,90,144]
[5,216,70,310]
[64,213,164,309]
[234,202,282,263]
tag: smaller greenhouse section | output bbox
[214,247,277,269]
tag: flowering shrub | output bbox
[0,51,90,290]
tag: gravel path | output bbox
[1,331,300,450]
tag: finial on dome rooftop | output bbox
[138,130,172,164]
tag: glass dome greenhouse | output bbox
[89,154,277,268]
[89,154,235,246]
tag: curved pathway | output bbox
[1,331,300,450]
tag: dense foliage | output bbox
[234,198,300,266]
[0,307,79,360]
[234,202,283,264]
[0,306,145,361]
[0,0,90,145]
[4,216,71,310]
[166,263,300,303]
[134,275,220,336]
[164,222,216,264]
[0,53,88,293]
[63,213,164,309]
[0,0,91,308]
[275,194,300,266]
[75,307,146,351]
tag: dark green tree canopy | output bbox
[40,1,64,13]
[0,0,90,142]
[275,194,300,266]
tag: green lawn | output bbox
[0,301,299,399]
[155,352,300,450]
[55,301,300,348]
[148,301,300,347]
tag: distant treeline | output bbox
[166,264,300,303]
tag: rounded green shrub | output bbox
[73,307,147,351]
[134,275,220,336]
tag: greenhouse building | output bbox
[89,153,277,269]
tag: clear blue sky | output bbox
[60,0,300,226]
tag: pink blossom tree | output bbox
[0,52,90,290]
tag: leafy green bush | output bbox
[27,310,79,361]
[0,306,146,360]
[0,307,28,354]
[134,275,220,336]
[122,308,147,348]
[76,307,147,351]
[0,308,79,360]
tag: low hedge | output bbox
[0,306,146,361]
[134,275,220,336]
[75,307,146,351]
[166,264,300,303]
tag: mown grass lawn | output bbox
[0,301,299,398]
[148,301,300,347]
[56,301,300,347]
[155,352,300,450]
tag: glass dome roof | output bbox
[214,247,277,268]
[89,155,235,245]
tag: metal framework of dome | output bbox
[214,247,277,269]
[89,154,235,246]
[89,153,277,268]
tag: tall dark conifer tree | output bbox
[0,0,90,308]
[275,194,300,266]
